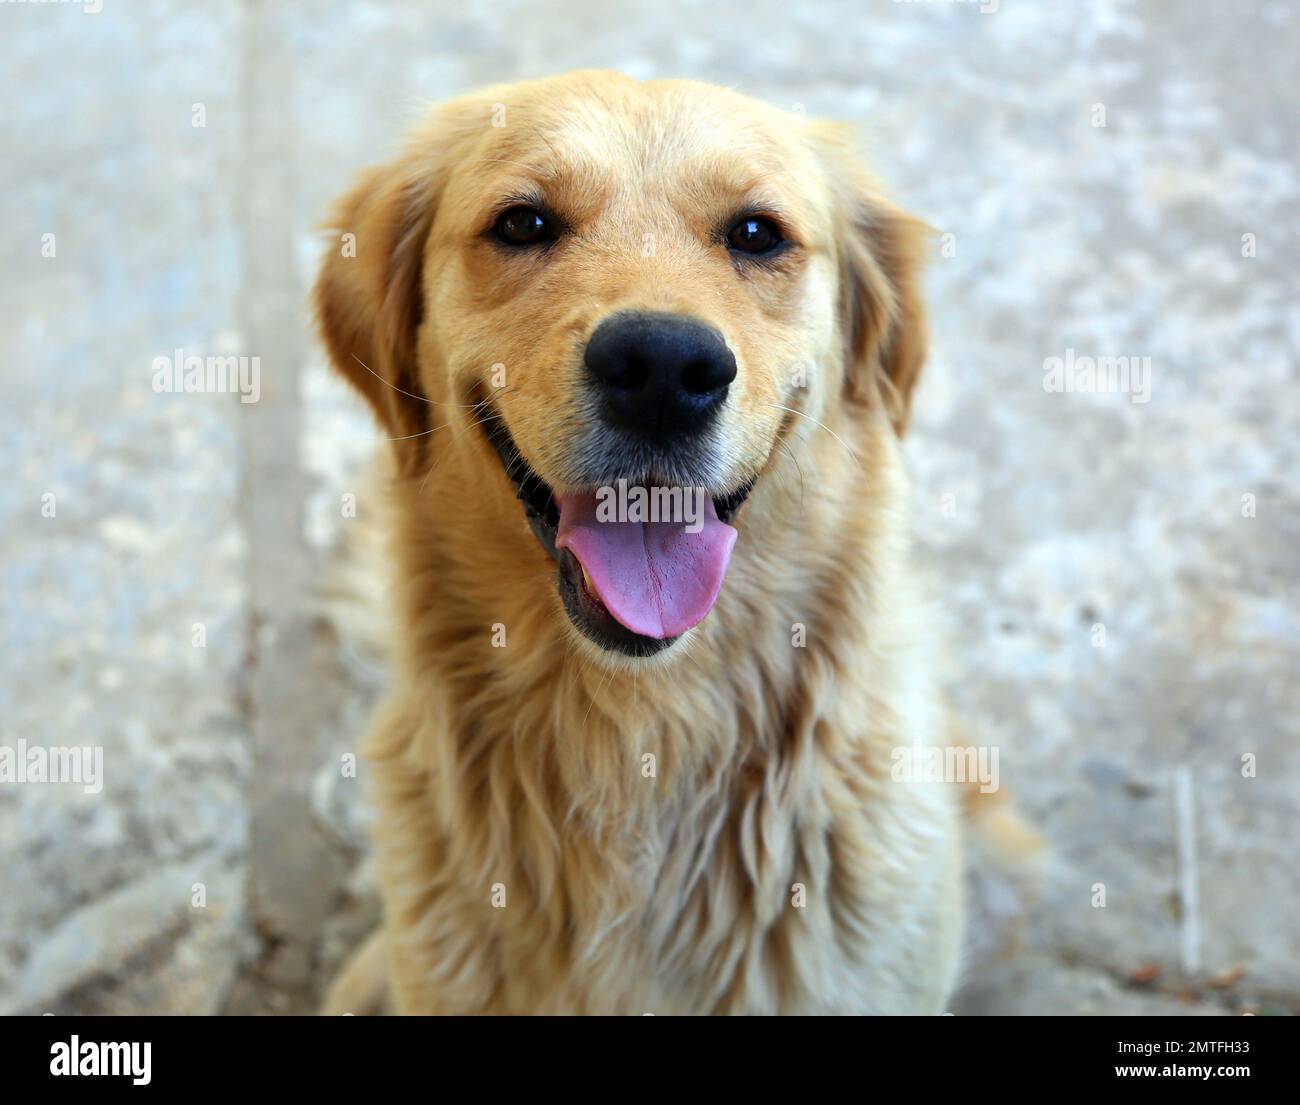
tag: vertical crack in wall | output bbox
[227,1,347,1013]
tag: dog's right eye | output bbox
[493,206,555,247]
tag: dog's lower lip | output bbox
[713,479,755,523]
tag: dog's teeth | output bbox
[581,565,595,593]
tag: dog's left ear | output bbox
[813,124,931,435]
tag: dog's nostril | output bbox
[681,357,730,397]
[609,353,648,393]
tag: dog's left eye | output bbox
[493,206,555,247]
[726,216,783,255]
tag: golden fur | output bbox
[315,71,965,1014]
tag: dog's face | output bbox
[316,72,927,660]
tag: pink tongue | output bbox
[555,490,737,639]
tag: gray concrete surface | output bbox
[1,0,1296,1015]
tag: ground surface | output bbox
[1,0,1296,1015]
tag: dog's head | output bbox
[316,71,927,660]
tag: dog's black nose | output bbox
[584,312,736,440]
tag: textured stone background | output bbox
[1,0,1295,1015]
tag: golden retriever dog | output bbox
[315,70,966,1015]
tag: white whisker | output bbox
[766,402,863,472]
[350,353,501,408]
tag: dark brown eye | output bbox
[493,206,554,246]
[726,216,783,255]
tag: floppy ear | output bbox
[314,143,442,465]
[815,125,931,435]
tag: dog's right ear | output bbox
[314,142,443,456]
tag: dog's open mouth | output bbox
[482,409,754,657]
